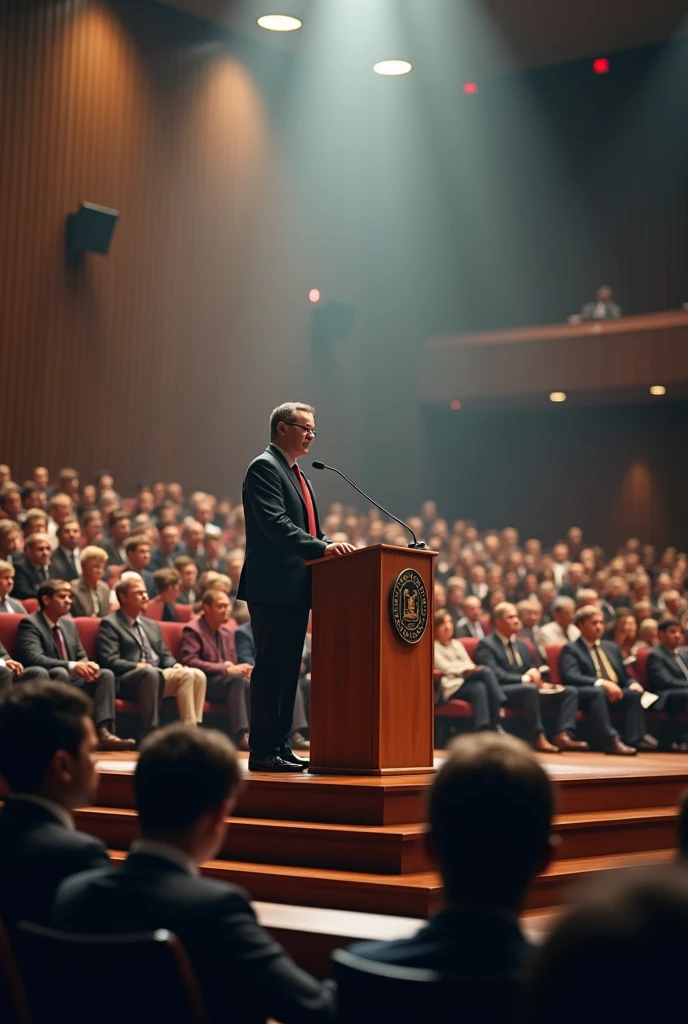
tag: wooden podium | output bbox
[306,544,436,776]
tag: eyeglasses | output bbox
[284,422,317,437]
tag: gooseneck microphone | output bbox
[311,461,426,549]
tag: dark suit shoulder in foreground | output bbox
[52,852,335,1024]
[0,798,109,933]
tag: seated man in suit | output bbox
[17,580,133,752]
[175,555,198,605]
[50,517,82,582]
[179,589,253,749]
[559,605,654,756]
[147,567,182,621]
[180,519,204,561]
[538,597,581,648]
[102,508,131,566]
[455,595,487,640]
[196,528,229,576]
[349,732,553,975]
[579,284,622,321]
[80,509,104,546]
[646,619,688,752]
[0,557,26,612]
[121,535,156,598]
[476,603,586,754]
[235,613,310,752]
[70,545,110,618]
[148,523,182,571]
[46,493,75,549]
[52,725,335,1024]
[11,531,56,599]
[516,599,545,667]
[0,681,110,934]
[0,484,23,522]
[98,575,206,733]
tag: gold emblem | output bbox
[390,569,428,644]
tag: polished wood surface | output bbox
[421,309,688,403]
[307,545,435,776]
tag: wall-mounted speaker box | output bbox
[66,202,119,255]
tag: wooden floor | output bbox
[87,749,688,920]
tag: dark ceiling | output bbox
[156,0,688,76]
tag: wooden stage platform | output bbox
[86,750,688,924]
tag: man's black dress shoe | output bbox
[248,755,306,773]
[281,746,310,769]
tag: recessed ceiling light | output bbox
[373,60,413,77]
[257,15,302,32]
[549,392,567,403]
[649,385,666,396]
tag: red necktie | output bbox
[293,464,317,537]
[53,625,68,661]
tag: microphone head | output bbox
[311,461,325,470]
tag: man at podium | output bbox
[238,402,354,772]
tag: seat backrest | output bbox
[332,949,519,1024]
[160,621,185,659]
[16,923,207,1024]
[635,646,650,687]
[461,637,479,660]
[0,615,25,659]
[545,644,563,686]
[74,617,101,660]
[174,604,193,623]
[21,599,38,614]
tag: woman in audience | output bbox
[636,617,659,648]
[433,610,503,731]
[70,545,110,617]
[612,610,640,661]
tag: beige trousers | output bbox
[162,667,206,725]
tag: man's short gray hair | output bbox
[553,597,575,613]
[270,403,315,440]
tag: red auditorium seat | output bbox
[22,599,39,614]
[74,617,100,659]
[174,604,193,623]
[635,646,649,687]
[461,637,480,660]
[545,644,563,685]
[0,614,24,658]
[160,621,184,660]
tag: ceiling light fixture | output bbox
[257,15,302,32]
[373,60,413,77]
[649,385,666,396]
[549,392,567,403]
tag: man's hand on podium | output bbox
[324,543,356,557]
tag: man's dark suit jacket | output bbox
[11,554,58,600]
[97,610,175,677]
[178,617,237,676]
[455,618,485,640]
[148,545,183,571]
[475,633,535,685]
[238,444,329,607]
[52,851,335,1024]
[69,576,110,618]
[196,555,229,576]
[349,906,533,976]
[646,645,688,710]
[0,595,26,613]
[235,621,255,665]
[17,611,87,670]
[0,797,109,934]
[580,300,621,320]
[50,547,81,582]
[559,637,630,689]
[102,541,126,567]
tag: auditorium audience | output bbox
[16,580,133,751]
[349,732,553,976]
[179,590,253,749]
[579,283,622,321]
[197,529,229,575]
[11,531,55,599]
[0,681,110,935]
[476,603,585,753]
[81,509,104,545]
[611,610,640,660]
[0,520,22,560]
[559,606,653,755]
[637,617,659,648]
[51,725,335,1023]
[120,534,156,598]
[148,522,181,570]
[69,545,110,618]
[537,597,580,648]
[98,575,206,732]
[46,493,74,548]
[455,595,486,639]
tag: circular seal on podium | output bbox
[390,568,429,644]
